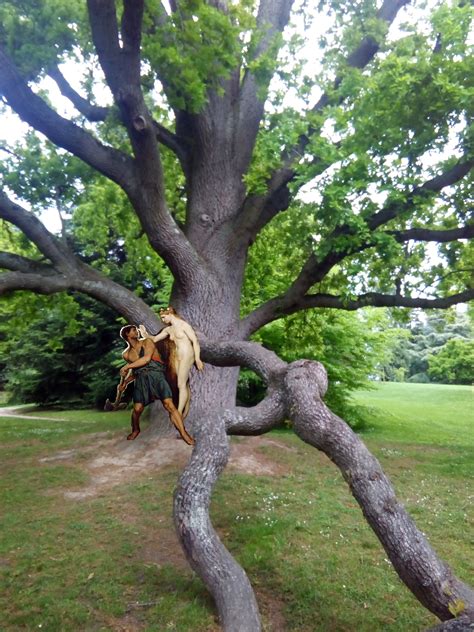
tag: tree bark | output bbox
[174,410,261,632]
[285,359,474,622]
[172,343,474,630]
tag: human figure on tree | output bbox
[138,307,204,420]
[117,324,194,444]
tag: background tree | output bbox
[428,336,474,384]
[0,0,473,629]
[383,309,472,383]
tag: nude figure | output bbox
[138,307,203,418]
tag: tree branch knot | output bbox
[285,359,328,399]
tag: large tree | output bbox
[0,1,473,629]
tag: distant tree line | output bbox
[382,309,473,385]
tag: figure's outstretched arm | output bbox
[138,323,170,343]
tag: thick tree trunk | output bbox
[168,266,263,630]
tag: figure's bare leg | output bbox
[162,399,194,445]
[177,381,189,415]
[127,403,143,440]
[182,384,191,420]
[176,361,193,415]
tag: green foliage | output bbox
[0,0,85,77]
[428,338,474,385]
[238,307,404,426]
[255,309,403,425]
[0,293,124,408]
[143,0,252,112]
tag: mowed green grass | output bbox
[0,382,473,631]
[353,382,473,446]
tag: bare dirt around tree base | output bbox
[39,431,293,500]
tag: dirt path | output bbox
[0,405,66,422]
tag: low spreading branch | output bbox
[241,158,473,335]
[0,190,71,267]
[0,251,54,275]
[0,270,72,295]
[241,289,474,336]
[0,263,160,329]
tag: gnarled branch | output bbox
[187,342,474,626]
[287,359,474,622]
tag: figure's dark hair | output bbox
[120,325,136,341]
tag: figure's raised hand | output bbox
[138,324,148,340]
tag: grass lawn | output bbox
[0,382,473,631]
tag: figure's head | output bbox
[159,306,178,324]
[120,325,138,342]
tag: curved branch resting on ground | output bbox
[285,359,474,623]
[174,412,261,632]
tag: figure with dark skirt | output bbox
[118,325,194,444]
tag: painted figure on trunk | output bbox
[111,324,194,444]
[138,307,203,420]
